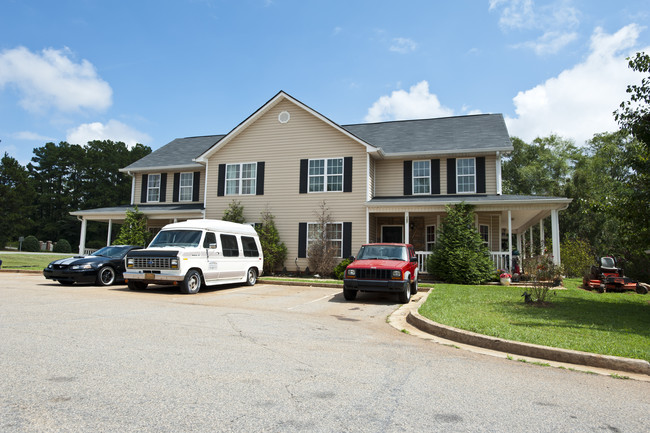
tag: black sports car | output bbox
[43,245,142,286]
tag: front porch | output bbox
[365,195,572,274]
[70,204,205,255]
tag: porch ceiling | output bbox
[70,204,205,223]
[366,194,571,233]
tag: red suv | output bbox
[343,243,419,303]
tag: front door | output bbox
[382,226,403,243]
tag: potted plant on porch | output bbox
[500,272,512,286]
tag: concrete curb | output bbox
[406,291,650,376]
[0,269,42,274]
[258,278,343,289]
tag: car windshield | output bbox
[91,246,129,259]
[357,245,407,261]
[149,230,202,248]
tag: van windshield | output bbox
[150,230,202,248]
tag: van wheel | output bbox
[246,268,258,286]
[182,270,202,294]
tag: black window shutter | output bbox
[298,223,307,258]
[193,171,201,202]
[217,164,226,197]
[299,159,308,194]
[431,159,440,195]
[173,173,180,202]
[343,222,352,258]
[476,157,486,193]
[403,161,412,196]
[160,173,167,202]
[447,158,456,194]
[141,174,148,203]
[256,162,265,196]
[343,157,352,192]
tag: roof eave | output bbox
[381,146,514,159]
[119,163,205,174]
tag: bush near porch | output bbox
[419,279,650,361]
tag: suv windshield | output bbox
[149,230,202,248]
[357,245,407,261]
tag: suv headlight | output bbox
[346,269,356,278]
[392,270,402,279]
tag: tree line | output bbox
[0,140,151,249]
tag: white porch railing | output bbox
[416,251,510,274]
[83,248,98,255]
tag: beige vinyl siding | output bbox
[375,155,497,197]
[133,169,205,205]
[205,99,369,269]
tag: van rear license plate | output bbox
[144,273,155,280]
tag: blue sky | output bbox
[1,0,649,165]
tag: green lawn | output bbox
[0,252,74,270]
[419,279,650,361]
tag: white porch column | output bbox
[496,151,502,195]
[551,209,561,265]
[539,218,545,253]
[529,226,534,256]
[78,218,87,255]
[517,233,523,258]
[507,210,512,270]
[404,212,410,244]
[106,219,113,246]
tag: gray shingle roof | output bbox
[122,113,513,171]
[121,135,224,172]
[342,114,512,155]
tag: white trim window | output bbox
[226,162,257,195]
[457,158,476,193]
[426,225,436,251]
[413,160,431,194]
[307,222,343,257]
[147,174,161,202]
[479,224,489,247]
[309,158,343,192]
[179,172,194,201]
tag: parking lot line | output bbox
[287,292,339,310]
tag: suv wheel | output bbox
[343,289,357,301]
[398,281,411,304]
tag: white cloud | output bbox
[365,81,454,123]
[506,24,648,145]
[66,120,151,147]
[389,37,417,54]
[0,46,112,113]
[490,0,580,55]
[12,131,56,142]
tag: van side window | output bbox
[220,234,239,257]
[203,232,217,248]
[242,236,259,257]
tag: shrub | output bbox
[22,235,40,252]
[53,239,72,253]
[561,238,594,277]
[256,208,287,275]
[333,258,352,280]
[427,203,494,284]
[113,206,151,247]
[223,200,246,224]
[307,201,339,277]
[524,253,562,304]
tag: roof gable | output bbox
[120,135,223,172]
[194,91,379,162]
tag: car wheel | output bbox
[128,281,148,291]
[58,280,74,286]
[96,266,116,286]
[246,268,257,286]
[398,281,411,304]
[181,270,202,294]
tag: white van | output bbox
[123,219,263,294]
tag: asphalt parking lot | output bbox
[1,272,649,432]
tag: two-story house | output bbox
[71,91,571,272]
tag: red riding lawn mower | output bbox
[583,256,647,294]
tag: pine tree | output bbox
[256,207,287,274]
[114,206,151,247]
